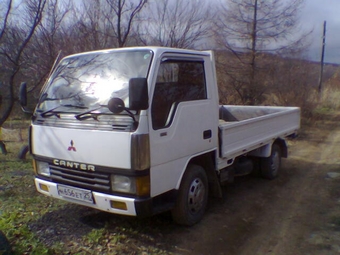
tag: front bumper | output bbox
[35,178,138,216]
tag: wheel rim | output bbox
[187,177,206,213]
[271,150,280,175]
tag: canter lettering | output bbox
[53,159,95,171]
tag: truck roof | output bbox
[64,46,211,59]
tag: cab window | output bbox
[151,59,206,130]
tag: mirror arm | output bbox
[124,108,137,123]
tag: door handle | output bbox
[203,130,212,139]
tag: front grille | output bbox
[50,165,111,192]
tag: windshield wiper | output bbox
[75,99,139,131]
[40,104,88,118]
[74,105,110,121]
[75,103,137,123]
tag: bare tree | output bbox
[106,0,147,47]
[26,0,72,96]
[71,0,111,51]
[139,0,212,48]
[73,0,147,50]
[0,0,12,41]
[0,0,47,125]
[214,0,310,105]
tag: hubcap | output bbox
[187,177,205,213]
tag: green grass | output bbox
[0,138,175,255]
[0,142,65,254]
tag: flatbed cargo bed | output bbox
[218,105,300,169]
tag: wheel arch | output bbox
[181,150,222,198]
[248,138,288,158]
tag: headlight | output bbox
[111,174,150,196]
[34,160,51,177]
[111,175,136,194]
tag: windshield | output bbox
[36,50,153,113]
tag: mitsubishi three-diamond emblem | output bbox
[68,140,76,151]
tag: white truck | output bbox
[19,47,300,226]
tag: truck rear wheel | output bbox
[261,144,281,180]
[171,164,208,226]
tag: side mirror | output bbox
[129,78,148,111]
[19,82,27,107]
[18,82,33,114]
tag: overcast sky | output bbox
[300,0,340,64]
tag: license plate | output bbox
[57,185,94,203]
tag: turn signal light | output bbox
[39,183,49,192]
[110,201,127,210]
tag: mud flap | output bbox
[18,145,29,159]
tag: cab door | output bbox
[149,54,218,197]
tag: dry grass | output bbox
[319,86,340,111]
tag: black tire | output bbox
[261,144,281,180]
[0,230,12,255]
[171,164,208,226]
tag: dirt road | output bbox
[28,113,340,254]
[172,113,340,255]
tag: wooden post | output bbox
[318,21,326,95]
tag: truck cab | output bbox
[25,47,220,225]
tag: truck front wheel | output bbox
[261,144,281,180]
[171,164,208,226]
